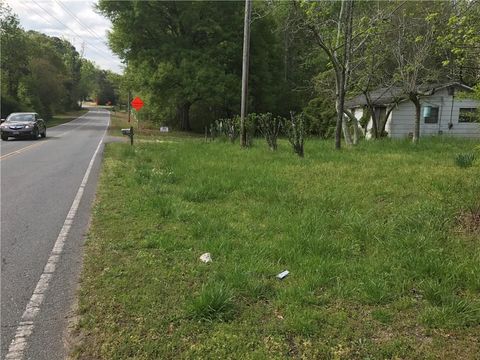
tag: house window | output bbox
[423,106,439,124]
[459,108,478,123]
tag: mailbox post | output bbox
[121,96,144,146]
[121,127,134,145]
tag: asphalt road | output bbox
[1,109,109,359]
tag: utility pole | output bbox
[128,89,131,123]
[240,0,252,148]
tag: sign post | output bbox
[122,96,144,145]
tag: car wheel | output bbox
[41,129,46,138]
[31,129,38,140]
[1,134,8,141]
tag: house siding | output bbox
[352,107,393,139]
[389,88,480,139]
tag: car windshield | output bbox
[7,114,35,122]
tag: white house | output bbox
[346,82,480,139]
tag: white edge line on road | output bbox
[4,112,110,360]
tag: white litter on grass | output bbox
[199,252,212,263]
[276,270,289,279]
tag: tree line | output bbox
[0,4,122,120]
[99,0,479,148]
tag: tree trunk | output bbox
[380,107,394,136]
[335,81,345,150]
[333,0,346,150]
[410,94,420,143]
[178,102,191,131]
[334,0,354,150]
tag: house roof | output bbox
[345,82,474,108]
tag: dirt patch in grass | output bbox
[456,204,480,236]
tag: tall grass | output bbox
[77,137,480,359]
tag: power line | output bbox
[26,1,112,64]
[19,1,80,52]
[53,0,109,47]
[29,0,115,64]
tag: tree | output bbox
[297,1,401,148]
[297,0,355,149]
[99,1,246,130]
[79,59,99,103]
[437,0,480,86]
[389,2,451,143]
[0,4,28,115]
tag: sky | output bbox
[5,0,123,74]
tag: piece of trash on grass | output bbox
[276,270,289,279]
[199,252,212,263]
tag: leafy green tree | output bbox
[79,59,99,103]
[437,0,480,86]
[0,4,28,116]
[99,1,246,130]
[388,2,453,143]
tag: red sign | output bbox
[131,96,144,111]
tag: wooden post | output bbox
[128,90,131,123]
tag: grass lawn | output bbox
[47,109,89,128]
[108,110,202,140]
[75,134,480,359]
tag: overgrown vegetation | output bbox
[285,112,306,157]
[0,4,122,119]
[76,135,480,359]
[455,153,476,168]
[257,113,283,151]
[98,0,479,147]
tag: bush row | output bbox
[208,112,307,157]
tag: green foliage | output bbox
[285,111,306,157]
[454,153,475,168]
[0,3,122,118]
[436,2,480,86]
[78,136,480,359]
[216,117,239,143]
[188,282,235,322]
[98,1,245,130]
[256,112,284,151]
[0,94,23,118]
[303,97,336,138]
[244,113,257,147]
[98,1,316,131]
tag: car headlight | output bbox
[24,125,31,129]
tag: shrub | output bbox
[209,121,218,141]
[285,111,306,157]
[302,97,336,138]
[454,153,475,168]
[244,113,256,147]
[216,117,239,143]
[257,112,283,151]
